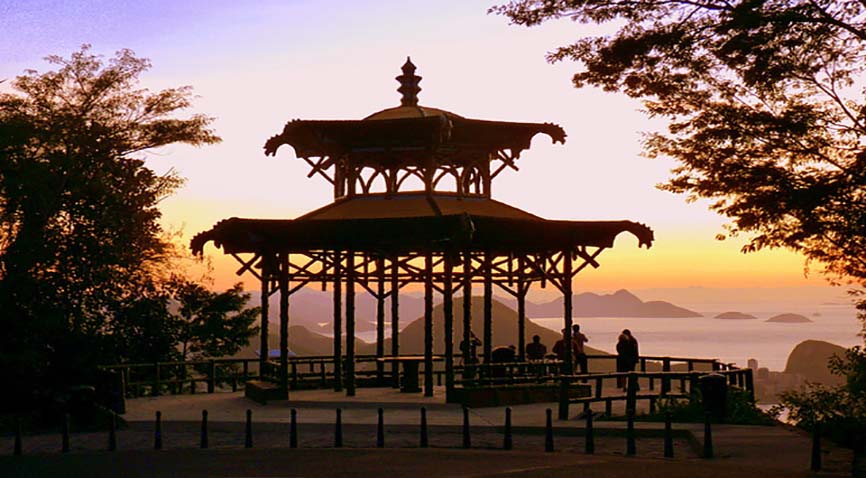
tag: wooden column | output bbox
[483,251,493,363]
[517,257,527,362]
[259,256,270,374]
[443,253,454,391]
[333,251,343,392]
[346,250,356,396]
[279,253,290,393]
[423,252,434,397]
[562,251,574,374]
[390,257,400,387]
[376,257,386,382]
[462,250,472,378]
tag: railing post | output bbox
[245,409,253,448]
[462,407,471,448]
[664,411,673,458]
[208,360,216,393]
[154,411,162,450]
[503,407,512,450]
[558,377,570,420]
[545,408,554,452]
[290,409,298,448]
[201,410,208,449]
[626,373,637,414]
[335,408,343,448]
[377,408,384,448]
[420,407,428,448]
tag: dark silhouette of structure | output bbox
[192,58,653,400]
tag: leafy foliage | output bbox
[492,0,866,294]
[0,45,221,410]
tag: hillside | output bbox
[525,289,701,318]
[235,325,376,358]
[784,340,846,386]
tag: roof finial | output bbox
[396,57,422,107]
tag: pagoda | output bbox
[192,59,654,400]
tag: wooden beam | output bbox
[346,250,356,396]
[517,256,527,363]
[279,253,290,393]
[483,251,493,363]
[462,250,473,379]
[390,256,400,388]
[423,252,434,397]
[444,253,454,392]
[376,256,386,383]
[259,256,270,374]
[333,251,343,392]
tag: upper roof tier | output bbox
[263,59,566,199]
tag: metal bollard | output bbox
[462,407,471,448]
[154,411,163,450]
[200,410,208,449]
[626,409,636,456]
[503,407,512,450]
[14,417,22,456]
[290,409,298,448]
[585,408,594,454]
[245,409,253,448]
[377,408,384,448]
[811,421,821,471]
[335,408,343,448]
[545,408,554,452]
[108,412,117,451]
[664,411,673,458]
[703,412,713,459]
[61,413,70,453]
[420,407,429,448]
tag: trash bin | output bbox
[699,373,727,422]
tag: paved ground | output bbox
[1,387,855,477]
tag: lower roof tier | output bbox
[191,195,653,255]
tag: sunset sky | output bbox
[0,0,832,294]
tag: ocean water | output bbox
[532,304,863,371]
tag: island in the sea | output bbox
[714,311,758,320]
[766,313,813,323]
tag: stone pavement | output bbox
[1,387,854,477]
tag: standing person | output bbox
[616,329,640,390]
[572,324,589,375]
[552,328,578,373]
[459,331,481,365]
[525,335,547,361]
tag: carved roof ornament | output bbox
[396,57,422,107]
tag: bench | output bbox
[244,380,288,404]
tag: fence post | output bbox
[503,407,512,450]
[154,411,162,450]
[61,413,70,453]
[200,410,208,449]
[245,409,253,448]
[462,407,471,448]
[335,408,343,448]
[152,362,161,397]
[626,408,636,456]
[585,408,594,455]
[605,399,612,417]
[208,360,216,394]
[290,409,298,448]
[664,411,673,458]
[811,421,822,472]
[626,373,638,415]
[420,407,428,448]
[703,412,714,458]
[377,408,385,448]
[108,411,117,452]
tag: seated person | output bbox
[525,335,547,361]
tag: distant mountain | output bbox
[388,296,608,357]
[524,289,701,318]
[784,340,846,386]
[235,325,376,358]
[251,288,426,334]
[714,311,758,320]
[766,313,812,323]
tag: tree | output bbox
[0,45,220,409]
[169,279,260,362]
[492,1,866,303]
